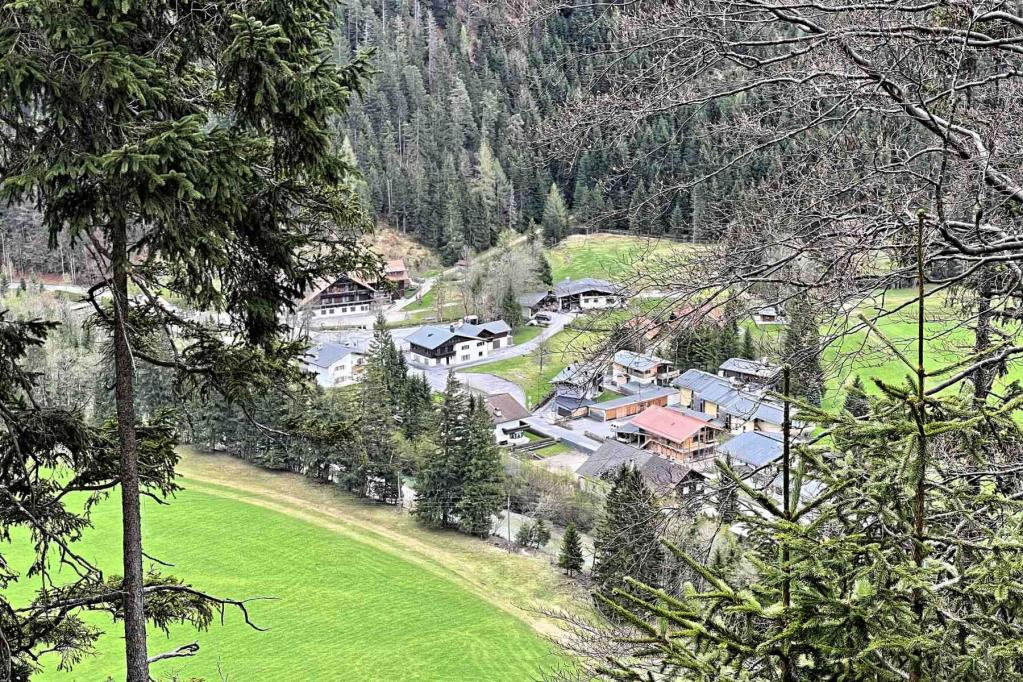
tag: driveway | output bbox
[523,416,603,452]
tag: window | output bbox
[460,354,470,361]
[478,352,484,357]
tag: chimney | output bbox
[449,324,455,332]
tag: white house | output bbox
[483,393,533,445]
[304,342,366,388]
[405,320,512,367]
[608,350,679,391]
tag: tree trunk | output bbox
[111,220,149,681]
[973,282,995,404]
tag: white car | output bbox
[529,312,553,327]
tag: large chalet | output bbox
[302,259,411,318]
[406,320,511,367]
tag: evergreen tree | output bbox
[359,327,401,502]
[534,519,552,548]
[400,372,434,440]
[541,183,570,246]
[591,465,664,610]
[842,374,870,417]
[0,3,374,677]
[414,372,470,528]
[558,523,585,575]
[741,327,756,360]
[500,285,524,327]
[534,251,554,287]
[456,396,504,538]
[783,296,825,405]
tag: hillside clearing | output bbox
[8,450,579,681]
[548,234,686,282]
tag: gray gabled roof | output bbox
[553,278,618,298]
[577,441,702,491]
[591,385,676,410]
[405,325,462,350]
[305,342,361,369]
[718,431,785,467]
[552,360,605,386]
[484,393,531,423]
[518,291,549,307]
[673,368,732,394]
[719,357,781,380]
[460,320,511,337]
[614,349,671,373]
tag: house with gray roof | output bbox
[303,342,366,388]
[517,277,625,315]
[673,368,790,434]
[406,319,512,367]
[719,357,782,386]
[577,441,706,496]
[552,360,606,401]
[609,350,679,391]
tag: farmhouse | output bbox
[609,350,679,390]
[406,320,511,366]
[753,305,786,325]
[304,342,366,388]
[518,278,624,315]
[483,393,532,445]
[577,440,706,496]
[301,259,412,317]
[617,405,722,462]
[587,385,677,422]
[719,357,781,386]
[383,259,412,298]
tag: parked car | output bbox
[529,312,553,327]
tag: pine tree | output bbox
[0,3,374,677]
[534,252,554,287]
[783,295,825,405]
[741,328,756,360]
[456,396,504,538]
[541,183,570,246]
[500,285,524,327]
[842,374,870,417]
[558,523,585,576]
[414,372,470,528]
[400,372,434,440]
[591,465,664,610]
[359,327,401,503]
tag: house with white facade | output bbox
[304,342,367,388]
[608,350,679,391]
[518,278,624,315]
[483,393,533,445]
[405,320,511,367]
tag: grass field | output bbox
[6,451,572,681]
[464,329,604,406]
[513,325,543,345]
[531,442,575,458]
[548,234,684,282]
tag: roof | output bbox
[614,349,671,373]
[555,395,595,411]
[719,357,781,380]
[670,405,727,429]
[405,325,463,350]
[385,258,407,274]
[718,431,785,467]
[459,320,511,337]
[484,393,531,423]
[304,342,361,369]
[591,386,676,411]
[577,441,702,491]
[757,306,780,317]
[552,360,605,386]
[673,368,733,394]
[553,278,618,298]
[632,405,721,443]
[518,291,549,307]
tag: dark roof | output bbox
[577,441,702,492]
[484,393,531,423]
[718,431,785,467]
[460,320,511,337]
[614,350,671,373]
[553,278,618,298]
[719,357,781,380]
[518,291,549,307]
[555,395,595,411]
[552,360,605,386]
[304,342,361,369]
[405,320,510,350]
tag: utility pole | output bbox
[506,490,512,550]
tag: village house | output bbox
[753,305,786,325]
[616,405,722,463]
[301,258,411,318]
[518,277,624,316]
[576,440,707,496]
[483,393,533,446]
[303,342,366,388]
[405,319,511,367]
[719,357,782,386]
[587,385,677,422]
[552,360,605,400]
[674,369,788,433]
[608,350,679,391]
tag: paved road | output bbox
[523,416,603,452]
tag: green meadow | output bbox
[6,461,560,681]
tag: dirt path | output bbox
[177,450,584,641]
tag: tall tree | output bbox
[0,3,373,677]
[534,252,554,288]
[558,523,585,576]
[591,465,664,611]
[541,183,570,246]
[455,396,504,538]
[782,296,824,405]
[500,285,524,328]
[414,373,470,528]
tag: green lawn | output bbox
[548,234,685,282]
[593,389,623,403]
[7,475,559,681]
[512,325,543,345]
[531,442,574,458]
[464,329,605,407]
